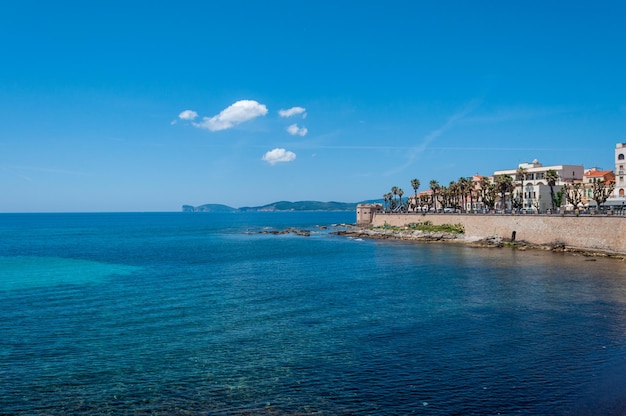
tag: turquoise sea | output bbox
[1,212,626,415]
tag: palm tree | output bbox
[495,174,514,213]
[483,183,498,212]
[478,176,492,212]
[476,176,498,213]
[545,169,559,211]
[516,166,528,211]
[388,186,398,211]
[382,192,393,212]
[391,186,399,201]
[457,177,471,213]
[429,180,440,212]
[397,188,404,211]
[387,192,395,210]
[448,181,460,211]
[410,179,421,212]
[468,177,477,213]
[420,193,431,212]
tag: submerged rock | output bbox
[248,228,311,237]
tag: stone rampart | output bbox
[371,213,626,254]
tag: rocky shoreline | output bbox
[246,224,625,260]
[334,226,626,261]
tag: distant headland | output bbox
[182,200,379,213]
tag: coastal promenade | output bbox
[370,212,626,256]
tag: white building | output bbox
[614,143,626,198]
[493,160,584,213]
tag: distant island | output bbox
[182,200,379,212]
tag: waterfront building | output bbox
[609,143,626,205]
[584,167,615,190]
[581,168,616,211]
[356,203,382,225]
[493,160,584,213]
[463,173,492,212]
[406,190,433,212]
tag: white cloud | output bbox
[262,148,296,165]
[179,110,198,120]
[286,123,308,136]
[192,100,268,131]
[279,106,307,118]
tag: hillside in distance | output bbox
[182,200,381,212]
[182,204,238,213]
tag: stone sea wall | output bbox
[371,213,626,255]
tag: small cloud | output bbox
[179,110,198,120]
[279,106,307,118]
[192,100,268,131]
[286,123,308,136]
[262,148,296,165]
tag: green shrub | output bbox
[372,221,464,234]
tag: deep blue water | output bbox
[1,212,626,415]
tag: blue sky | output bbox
[1,1,625,212]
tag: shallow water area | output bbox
[0,256,140,291]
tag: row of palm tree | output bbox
[383,177,484,213]
[382,186,405,212]
[383,168,615,214]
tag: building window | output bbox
[619,154,625,160]
[621,189,625,197]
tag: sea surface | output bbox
[1,212,626,415]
